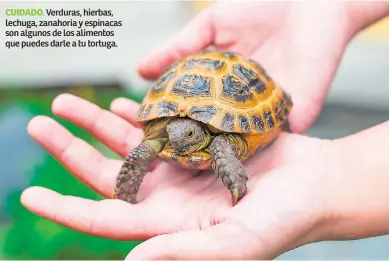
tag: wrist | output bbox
[317,122,389,241]
[303,139,344,243]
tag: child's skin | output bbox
[138,1,389,134]
[20,2,389,260]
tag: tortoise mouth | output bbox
[170,142,193,155]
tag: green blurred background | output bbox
[0,85,145,259]
[1,1,389,260]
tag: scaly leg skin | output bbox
[210,135,248,206]
[282,120,292,133]
[113,138,167,204]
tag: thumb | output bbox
[138,6,214,80]
[125,222,263,260]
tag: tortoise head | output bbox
[166,118,211,155]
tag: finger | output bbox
[250,49,332,135]
[27,115,119,197]
[109,97,142,128]
[287,93,326,134]
[251,17,348,134]
[20,186,171,240]
[51,93,143,158]
[138,6,214,80]
[126,222,261,260]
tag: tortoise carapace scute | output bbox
[138,50,292,134]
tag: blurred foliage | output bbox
[0,84,146,259]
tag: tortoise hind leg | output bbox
[210,135,248,206]
[282,120,292,133]
[114,138,168,204]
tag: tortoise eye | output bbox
[188,130,194,138]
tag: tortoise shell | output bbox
[136,50,293,134]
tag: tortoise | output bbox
[113,50,293,206]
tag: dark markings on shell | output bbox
[222,75,253,103]
[220,51,237,59]
[248,58,271,80]
[275,103,285,122]
[183,58,224,72]
[252,78,266,93]
[157,101,178,117]
[252,115,265,132]
[221,113,235,132]
[233,64,257,82]
[233,64,266,94]
[138,104,153,120]
[279,100,288,115]
[280,93,292,116]
[284,106,290,116]
[189,105,217,123]
[150,71,175,94]
[283,92,293,108]
[238,115,250,132]
[263,109,274,129]
[172,75,211,98]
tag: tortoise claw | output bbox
[231,188,240,206]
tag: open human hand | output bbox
[137,1,355,134]
[21,93,334,259]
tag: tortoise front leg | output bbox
[210,135,248,206]
[114,138,167,204]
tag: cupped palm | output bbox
[21,93,330,259]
